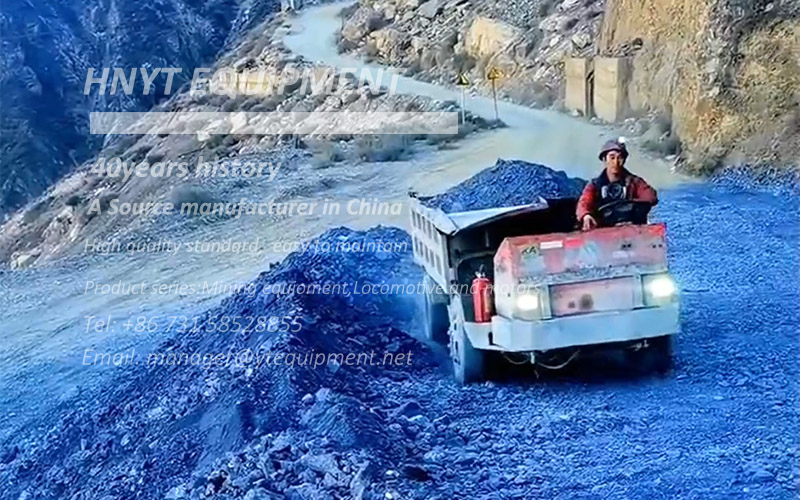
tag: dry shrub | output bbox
[356,135,411,162]
[168,185,217,208]
[310,141,347,169]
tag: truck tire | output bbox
[632,335,673,374]
[450,322,485,384]
[648,335,673,374]
[423,276,449,344]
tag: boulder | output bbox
[558,0,582,11]
[390,401,422,419]
[410,36,426,53]
[11,251,40,269]
[368,28,411,60]
[571,31,593,50]
[464,17,521,58]
[285,483,333,500]
[513,37,538,60]
[341,7,385,42]
[539,14,568,32]
[419,49,437,70]
[418,0,443,18]
[233,56,256,70]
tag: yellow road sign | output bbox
[456,73,470,86]
[487,67,502,81]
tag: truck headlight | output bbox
[514,287,542,320]
[643,274,677,305]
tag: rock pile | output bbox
[419,158,586,212]
[3,160,799,499]
[0,225,437,499]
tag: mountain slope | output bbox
[0,0,278,217]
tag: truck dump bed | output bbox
[408,195,552,291]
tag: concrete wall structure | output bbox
[564,58,593,117]
[593,57,630,123]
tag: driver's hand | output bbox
[582,214,597,231]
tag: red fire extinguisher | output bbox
[472,267,494,323]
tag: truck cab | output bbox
[409,193,679,384]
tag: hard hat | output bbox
[599,137,629,160]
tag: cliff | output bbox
[600,0,800,172]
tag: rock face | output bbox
[464,17,522,59]
[339,0,605,108]
[0,0,281,217]
[600,0,800,172]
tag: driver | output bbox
[576,138,658,230]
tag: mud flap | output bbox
[450,323,485,384]
[628,335,673,375]
[423,275,449,344]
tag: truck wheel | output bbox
[423,276,449,344]
[636,335,673,374]
[450,323,485,384]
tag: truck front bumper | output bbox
[465,304,680,352]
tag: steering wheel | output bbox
[597,200,653,226]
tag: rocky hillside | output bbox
[0,0,281,218]
[0,13,490,269]
[339,0,605,107]
[338,0,800,173]
[600,0,800,172]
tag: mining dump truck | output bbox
[409,193,679,383]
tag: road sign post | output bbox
[455,73,470,125]
[487,67,502,121]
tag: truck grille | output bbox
[549,277,635,317]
